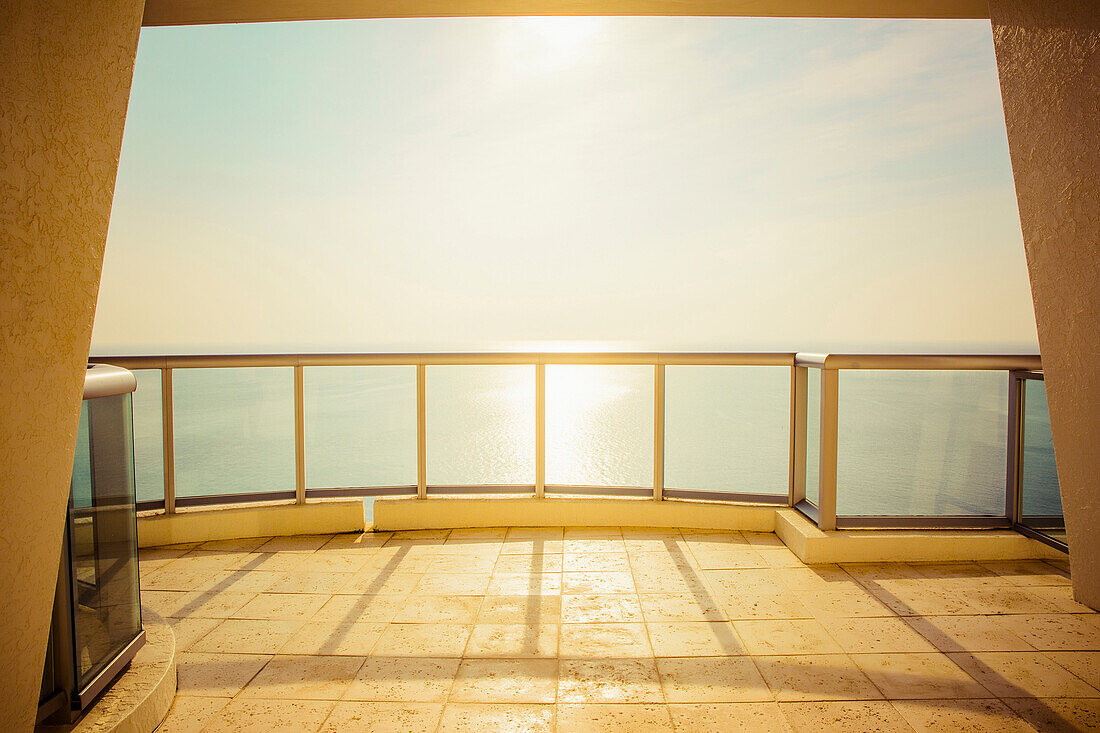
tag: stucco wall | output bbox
[0,1,144,729]
[989,1,1100,608]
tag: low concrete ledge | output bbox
[39,608,176,733]
[776,508,1065,563]
[137,500,367,547]
[372,496,777,532]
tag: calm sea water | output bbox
[120,366,1061,518]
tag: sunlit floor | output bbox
[141,527,1100,732]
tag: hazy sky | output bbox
[93,17,1037,355]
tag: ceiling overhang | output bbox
[141,0,990,26]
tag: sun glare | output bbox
[510,17,605,72]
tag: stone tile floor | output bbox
[141,527,1100,732]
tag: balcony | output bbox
[65,350,1093,732]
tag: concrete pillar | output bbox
[989,1,1100,608]
[0,1,144,729]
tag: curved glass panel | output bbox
[304,365,417,489]
[664,365,788,495]
[836,370,1007,516]
[1020,379,1063,542]
[173,367,295,497]
[546,364,653,488]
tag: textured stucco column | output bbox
[989,1,1100,608]
[0,1,144,729]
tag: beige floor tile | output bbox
[691,548,769,570]
[562,594,644,623]
[465,624,559,658]
[314,593,405,624]
[948,651,1100,698]
[388,529,450,542]
[416,573,492,596]
[733,619,843,655]
[1026,585,1098,613]
[755,654,882,702]
[647,622,746,657]
[153,695,230,733]
[851,652,992,699]
[706,569,788,595]
[556,703,674,732]
[450,658,558,703]
[1003,696,1100,733]
[142,590,257,619]
[344,657,460,701]
[562,571,637,595]
[294,553,372,574]
[564,527,624,539]
[437,703,554,733]
[486,572,563,596]
[839,563,925,586]
[909,562,998,580]
[717,589,814,621]
[625,537,691,555]
[634,572,715,596]
[266,572,355,595]
[1045,650,1100,687]
[493,554,564,574]
[668,702,793,732]
[241,654,364,700]
[799,586,894,619]
[563,553,633,573]
[827,617,938,654]
[890,698,1033,732]
[259,534,334,553]
[499,539,565,555]
[321,532,393,552]
[779,701,914,732]
[245,552,311,573]
[279,621,386,656]
[427,555,498,575]
[978,560,1072,586]
[995,613,1100,650]
[629,555,699,577]
[319,701,444,733]
[771,566,857,591]
[558,659,664,703]
[191,619,306,654]
[366,548,435,574]
[563,539,628,554]
[176,652,270,697]
[657,656,772,703]
[337,571,423,596]
[869,580,982,616]
[232,593,330,620]
[166,616,221,651]
[394,594,483,624]
[756,548,808,568]
[447,527,509,541]
[476,595,561,624]
[904,615,1036,652]
[204,698,335,732]
[371,623,473,657]
[638,593,727,622]
[560,623,653,658]
[964,585,1064,615]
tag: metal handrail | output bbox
[91,351,1044,535]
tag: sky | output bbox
[92,17,1038,355]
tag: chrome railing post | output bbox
[535,359,546,499]
[818,366,839,530]
[161,366,176,514]
[294,363,306,505]
[653,360,665,501]
[789,366,807,507]
[416,362,427,499]
[1006,371,1025,524]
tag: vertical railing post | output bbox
[789,365,807,508]
[416,362,427,499]
[818,366,839,530]
[161,367,176,514]
[294,364,306,505]
[653,361,665,501]
[535,359,546,499]
[1006,371,1024,524]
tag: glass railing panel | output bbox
[664,365,789,495]
[1020,378,1063,542]
[132,369,165,504]
[72,402,93,510]
[805,368,820,505]
[836,370,1008,516]
[304,365,416,489]
[173,367,296,498]
[426,365,535,486]
[546,364,654,488]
